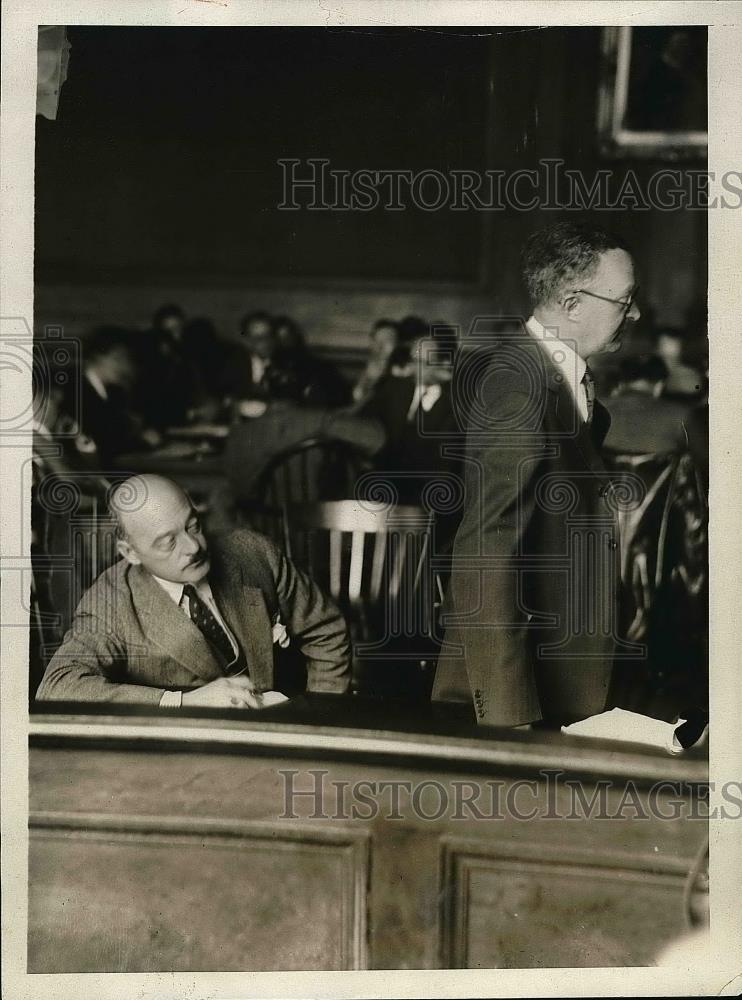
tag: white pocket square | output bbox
[271,615,290,648]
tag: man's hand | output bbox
[182,675,265,709]
[237,399,268,419]
[141,428,164,449]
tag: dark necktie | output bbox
[582,366,596,425]
[183,583,238,670]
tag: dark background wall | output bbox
[34,26,707,349]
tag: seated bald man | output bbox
[35,474,351,708]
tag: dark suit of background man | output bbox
[360,329,460,499]
[433,223,641,727]
[360,328,462,551]
[79,326,162,464]
[137,303,204,430]
[224,311,279,402]
[36,475,351,707]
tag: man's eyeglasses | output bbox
[573,287,639,313]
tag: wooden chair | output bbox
[605,451,680,620]
[604,449,707,717]
[242,436,369,542]
[281,499,440,700]
[30,476,118,696]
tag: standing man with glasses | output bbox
[433,222,641,728]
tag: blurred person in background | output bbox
[387,314,428,377]
[351,318,399,406]
[603,354,691,455]
[137,303,204,429]
[223,311,280,413]
[656,327,703,398]
[360,326,462,546]
[273,314,350,407]
[151,302,186,341]
[223,401,385,506]
[31,345,99,477]
[80,326,162,464]
[181,316,230,414]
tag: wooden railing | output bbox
[29,700,708,972]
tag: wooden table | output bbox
[164,423,230,441]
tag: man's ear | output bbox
[117,538,141,565]
[561,292,580,320]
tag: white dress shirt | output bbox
[406,382,442,421]
[250,354,269,385]
[526,316,589,423]
[85,368,109,400]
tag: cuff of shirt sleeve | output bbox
[159,690,183,709]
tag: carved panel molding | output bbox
[29,811,369,973]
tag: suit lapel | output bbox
[591,398,611,450]
[129,567,222,683]
[425,383,453,431]
[518,328,605,470]
[209,549,275,690]
[541,355,606,473]
[396,377,416,424]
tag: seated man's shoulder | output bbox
[76,558,133,615]
[211,527,280,569]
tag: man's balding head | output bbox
[110,475,210,583]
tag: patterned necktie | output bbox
[582,366,596,425]
[183,583,238,670]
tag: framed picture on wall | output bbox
[598,25,707,159]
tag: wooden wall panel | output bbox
[28,813,369,973]
[28,718,709,972]
[439,839,689,969]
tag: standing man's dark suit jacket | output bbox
[36,529,351,703]
[432,332,621,727]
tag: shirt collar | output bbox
[32,418,53,438]
[152,575,185,605]
[251,354,268,377]
[526,315,586,388]
[85,368,109,400]
[406,381,442,419]
[151,574,213,607]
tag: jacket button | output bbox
[608,539,618,550]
